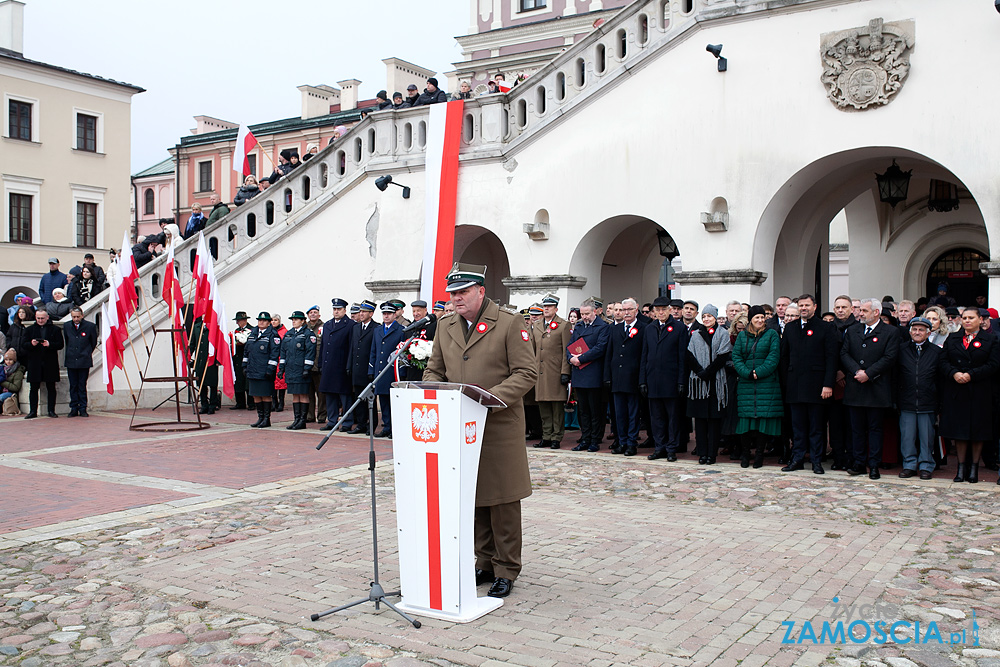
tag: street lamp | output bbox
[875,160,911,208]
[375,175,411,199]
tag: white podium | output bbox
[389,381,507,623]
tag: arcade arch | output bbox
[454,225,511,304]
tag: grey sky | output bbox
[22,0,467,171]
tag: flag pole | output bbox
[191,322,207,400]
[118,349,138,406]
[134,281,156,353]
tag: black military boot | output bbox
[250,403,264,428]
[276,390,285,412]
[260,401,272,428]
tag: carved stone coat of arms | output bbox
[821,18,915,111]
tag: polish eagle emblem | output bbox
[411,403,439,442]
[464,421,477,444]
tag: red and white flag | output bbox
[101,303,115,394]
[213,300,236,398]
[420,100,464,304]
[117,232,139,321]
[162,245,188,352]
[106,273,127,350]
[232,124,259,177]
[191,233,213,322]
[497,79,514,93]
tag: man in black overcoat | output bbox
[319,298,356,431]
[23,309,64,419]
[604,298,646,456]
[347,300,377,434]
[840,298,901,479]
[63,307,98,417]
[780,294,838,474]
[640,296,688,461]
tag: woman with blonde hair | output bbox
[922,305,950,347]
[162,223,183,250]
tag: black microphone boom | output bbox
[402,314,436,335]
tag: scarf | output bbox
[688,327,731,411]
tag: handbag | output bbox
[2,395,20,416]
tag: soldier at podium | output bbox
[423,263,537,598]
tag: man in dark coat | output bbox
[348,300,377,434]
[567,300,610,452]
[604,298,646,456]
[828,295,858,470]
[641,296,688,461]
[23,309,64,418]
[413,78,448,105]
[780,294,838,474]
[368,301,404,437]
[189,318,219,415]
[305,305,325,423]
[404,300,436,381]
[840,298,901,479]
[319,298,356,431]
[229,311,253,410]
[63,307,97,417]
[895,317,942,480]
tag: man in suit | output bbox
[568,299,610,452]
[63,307,97,417]
[369,301,404,437]
[319,298,356,431]
[640,296,688,461]
[531,294,572,449]
[828,295,858,470]
[22,309,63,419]
[604,298,646,456]
[840,298,901,479]
[767,296,793,336]
[423,263,537,599]
[895,317,942,480]
[348,300,377,434]
[780,294,838,474]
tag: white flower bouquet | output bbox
[401,338,433,370]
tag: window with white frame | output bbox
[2,175,42,244]
[70,183,106,249]
[519,0,546,10]
[71,108,103,153]
[3,94,40,142]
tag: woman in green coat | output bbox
[731,305,783,468]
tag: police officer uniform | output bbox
[305,305,325,423]
[319,298,357,432]
[279,310,317,430]
[229,311,253,410]
[369,301,404,437]
[404,299,436,381]
[242,311,281,428]
[348,300,377,433]
[423,263,537,598]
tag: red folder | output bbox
[567,338,591,369]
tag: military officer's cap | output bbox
[669,299,685,308]
[411,299,428,308]
[589,295,604,308]
[307,305,320,313]
[432,300,447,311]
[256,311,271,321]
[380,301,399,313]
[330,297,348,308]
[389,298,406,309]
[651,296,671,308]
[349,303,361,314]
[528,305,544,316]
[445,262,487,292]
[541,293,559,306]
[289,310,306,320]
[233,311,248,321]
[359,300,377,312]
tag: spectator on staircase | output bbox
[234,175,261,206]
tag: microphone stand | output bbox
[311,334,422,628]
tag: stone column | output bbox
[979,263,1000,306]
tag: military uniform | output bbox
[319,298,357,431]
[229,313,253,410]
[369,302,404,437]
[305,306,325,423]
[531,296,571,448]
[242,312,281,428]
[423,264,537,597]
[347,300,377,433]
[279,313,317,430]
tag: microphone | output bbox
[402,313,436,335]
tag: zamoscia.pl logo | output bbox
[780,598,979,646]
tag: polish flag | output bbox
[232,124,259,177]
[497,79,514,93]
[106,273,127,349]
[213,300,236,398]
[118,232,139,320]
[162,245,188,352]
[101,303,115,394]
[420,99,464,304]
[191,233,213,322]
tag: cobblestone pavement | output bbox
[0,411,998,667]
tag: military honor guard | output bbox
[423,263,537,598]
[229,311,253,411]
[369,301,404,437]
[347,300,377,433]
[531,294,572,449]
[242,312,281,428]
[278,311,317,430]
[319,298,357,431]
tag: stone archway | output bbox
[1,286,38,310]
[454,225,511,304]
[568,215,677,306]
[755,147,990,308]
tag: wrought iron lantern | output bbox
[927,179,960,213]
[875,160,912,208]
[657,230,679,260]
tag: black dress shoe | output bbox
[487,577,513,598]
[375,429,392,438]
[47,412,58,418]
[667,454,677,462]
[348,424,365,434]
[532,440,550,448]
[624,447,637,457]
[780,462,804,472]
[79,410,89,418]
[24,412,37,419]
[339,424,353,433]
[812,465,825,475]
[475,569,494,585]
[847,467,864,476]
[647,450,667,460]
[919,470,932,480]
[610,445,624,455]
[68,410,79,418]
[571,443,589,452]
[830,463,844,471]
[550,441,561,449]
[899,469,916,479]
[319,423,334,431]
[229,405,245,411]
[869,469,881,480]
[587,444,600,453]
